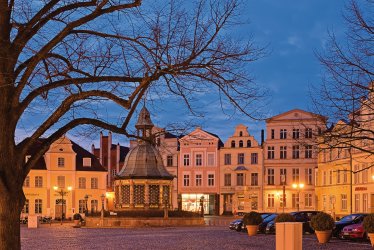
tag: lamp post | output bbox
[84,194,89,216]
[177,194,182,211]
[275,192,280,213]
[53,186,72,225]
[292,183,304,212]
[200,195,205,217]
[100,194,105,220]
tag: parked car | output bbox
[258,213,278,233]
[339,222,368,240]
[266,211,319,234]
[333,213,368,238]
[229,219,243,231]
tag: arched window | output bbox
[239,131,243,137]
[247,140,251,147]
[231,140,236,148]
[239,140,243,148]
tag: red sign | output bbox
[355,187,367,191]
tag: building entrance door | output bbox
[55,199,66,219]
[223,194,232,213]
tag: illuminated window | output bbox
[35,199,42,214]
[91,177,98,189]
[35,176,43,188]
[195,174,202,186]
[78,177,86,189]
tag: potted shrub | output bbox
[275,213,296,223]
[363,214,374,247]
[73,213,82,227]
[243,211,263,236]
[310,212,334,244]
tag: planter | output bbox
[315,230,331,244]
[246,225,258,236]
[73,220,81,228]
[368,233,374,247]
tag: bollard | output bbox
[276,222,302,250]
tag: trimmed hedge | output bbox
[275,213,295,223]
[243,211,263,226]
[363,214,374,233]
[310,212,334,231]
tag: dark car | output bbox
[229,219,243,231]
[266,211,319,234]
[333,213,368,238]
[258,213,278,233]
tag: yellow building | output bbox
[22,136,107,220]
[219,124,264,215]
[316,120,374,218]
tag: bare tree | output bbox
[0,0,264,248]
[313,0,374,154]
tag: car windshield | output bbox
[264,214,277,222]
[339,215,359,222]
[261,214,270,219]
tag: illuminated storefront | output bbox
[181,194,215,215]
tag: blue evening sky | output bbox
[140,0,348,146]
[17,1,349,149]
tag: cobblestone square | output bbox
[20,224,372,250]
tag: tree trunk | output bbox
[0,188,22,250]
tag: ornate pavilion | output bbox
[114,107,174,209]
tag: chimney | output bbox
[99,131,103,165]
[261,129,264,146]
[91,144,95,154]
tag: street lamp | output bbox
[53,186,72,225]
[177,194,182,211]
[100,194,105,220]
[292,183,304,212]
[200,195,205,217]
[84,194,89,216]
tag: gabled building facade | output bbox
[22,136,107,220]
[178,127,223,215]
[263,109,326,213]
[219,124,264,215]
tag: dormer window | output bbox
[231,140,236,148]
[247,140,251,147]
[83,158,92,167]
[57,157,65,167]
[239,131,243,137]
[239,140,243,148]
